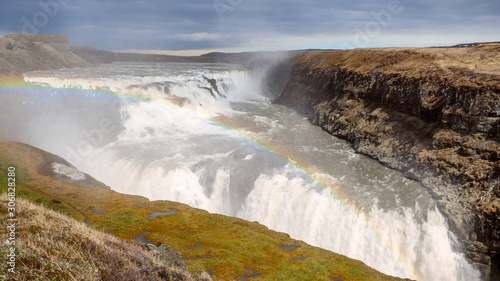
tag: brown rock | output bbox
[0,34,90,76]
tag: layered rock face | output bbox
[275,46,500,275]
[0,34,90,76]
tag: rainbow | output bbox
[0,79,419,279]
[207,116,418,279]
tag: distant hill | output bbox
[0,34,90,76]
[432,41,500,48]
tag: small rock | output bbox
[195,270,213,281]
[147,243,188,272]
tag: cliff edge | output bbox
[275,45,500,277]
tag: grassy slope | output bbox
[0,142,409,281]
[299,44,500,87]
[0,194,205,281]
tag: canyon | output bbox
[1,33,499,279]
[274,46,500,276]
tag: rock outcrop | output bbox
[275,45,500,278]
[0,34,90,76]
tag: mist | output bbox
[0,86,124,162]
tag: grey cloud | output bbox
[0,0,498,50]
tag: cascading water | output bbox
[9,61,481,280]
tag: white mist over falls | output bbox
[1,62,480,280]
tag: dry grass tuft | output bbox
[0,193,201,281]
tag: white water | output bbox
[12,62,481,280]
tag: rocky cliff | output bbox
[275,45,500,278]
[0,34,91,77]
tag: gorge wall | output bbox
[274,45,500,276]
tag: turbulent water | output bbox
[1,62,480,280]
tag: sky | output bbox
[0,0,499,54]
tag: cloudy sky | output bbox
[1,0,499,53]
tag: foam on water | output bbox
[24,62,262,118]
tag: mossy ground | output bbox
[0,194,203,281]
[0,142,410,280]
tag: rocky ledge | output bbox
[274,45,500,278]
